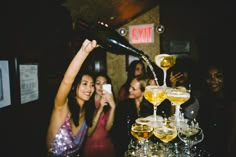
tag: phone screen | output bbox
[102,84,112,93]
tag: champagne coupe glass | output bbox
[153,119,178,156]
[178,124,204,156]
[131,122,154,157]
[154,120,177,143]
[166,86,190,127]
[155,54,176,87]
[144,85,167,124]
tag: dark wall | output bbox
[0,1,108,156]
[159,0,235,86]
[0,102,50,157]
[159,1,234,63]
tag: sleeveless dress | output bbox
[48,115,88,157]
[82,100,116,157]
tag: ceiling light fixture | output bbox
[118,28,127,36]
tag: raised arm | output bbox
[55,39,97,108]
[47,39,97,147]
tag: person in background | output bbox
[167,57,200,119]
[112,75,153,157]
[118,60,146,103]
[82,72,116,157]
[46,39,100,156]
[197,61,236,156]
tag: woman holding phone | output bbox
[82,72,116,157]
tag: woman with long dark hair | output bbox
[47,39,102,156]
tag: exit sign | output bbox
[129,24,154,44]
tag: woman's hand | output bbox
[169,71,183,87]
[100,91,116,109]
[102,91,116,131]
[81,39,97,54]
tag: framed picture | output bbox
[19,63,39,104]
[169,40,190,55]
[0,60,12,108]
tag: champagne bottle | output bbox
[88,22,145,57]
[76,20,158,85]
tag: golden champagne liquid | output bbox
[167,87,190,106]
[167,95,190,106]
[154,126,177,143]
[131,125,153,141]
[144,86,166,106]
[160,56,176,71]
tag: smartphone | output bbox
[102,84,112,93]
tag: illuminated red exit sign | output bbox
[129,24,154,44]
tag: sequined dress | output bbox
[48,115,88,157]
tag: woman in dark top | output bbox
[167,57,200,120]
[197,61,236,156]
[112,75,153,157]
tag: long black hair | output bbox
[123,60,146,92]
[68,70,95,127]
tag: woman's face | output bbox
[134,63,144,76]
[206,67,224,93]
[76,74,95,102]
[95,76,107,96]
[128,78,143,99]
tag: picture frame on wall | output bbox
[169,40,190,55]
[19,63,39,104]
[0,60,12,108]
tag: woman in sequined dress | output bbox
[46,39,101,157]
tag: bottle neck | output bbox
[108,38,144,57]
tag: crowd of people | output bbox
[46,39,236,157]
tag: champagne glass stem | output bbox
[143,139,149,157]
[175,105,180,127]
[138,140,148,157]
[153,105,157,121]
[162,142,173,157]
[163,70,167,87]
[183,142,192,156]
